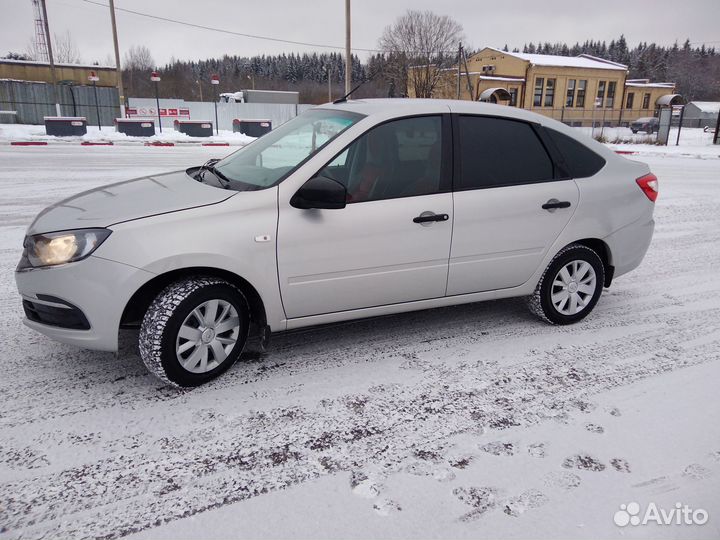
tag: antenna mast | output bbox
[31,0,49,62]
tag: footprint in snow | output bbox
[480,441,517,456]
[584,423,605,434]
[562,454,606,472]
[682,463,712,480]
[373,498,402,516]
[503,488,549,517]
[542,470,582,490]
[610,458,632,473]
[454,486,501,522]
[527,443,547,458]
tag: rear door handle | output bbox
[413,212,449,224]
[542,199,571,211]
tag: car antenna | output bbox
[333,65,384,104]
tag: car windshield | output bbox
[211,109,364,191]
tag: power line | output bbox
[80,0,383,53]
[78,0,460,56]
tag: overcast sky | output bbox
[2,0,719,66]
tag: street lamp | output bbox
[151,71,162,133]
[211,73,220,135]
[88,70,101,130]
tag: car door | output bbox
[277,115,453,319]
[447,115,579,296]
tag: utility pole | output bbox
[108,0,126,118]
[211,74,220,135]
[89,70,101,130]
[151,71,162,133]
[344,0,351,95]
[327,65,332,102]
[39,0,61,116]
[456,43,462,100]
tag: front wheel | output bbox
[139,277,249,387]
[528,244,605,325]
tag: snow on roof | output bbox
[0,58,116,69]
[478,75,525,82]
[626,82,675,88]
[483,47,627,71]
[688,101,720,113]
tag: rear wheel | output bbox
[139,277,249,387]
[528,244,605,325]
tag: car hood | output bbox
[27,170,236,235]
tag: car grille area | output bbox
[23,296,91,330]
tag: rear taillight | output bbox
[636,173,659,202]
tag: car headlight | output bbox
[17,228,111,270]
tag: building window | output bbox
[626,92,635,109]
[566,79,576,107]
[576,80,587,108]
[544,78,556,107]
[642,93,651,109]
[508,87,518,107]
[596,81,606,107]
[606,81,616,108]
[533,78,544,107]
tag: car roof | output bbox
[317,98,543,123]
[315,98,618,161]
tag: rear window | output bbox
[458,116,554,190]
[545,128,606,179]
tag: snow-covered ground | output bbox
[0,145,719,540]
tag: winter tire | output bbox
[528,244,605,325]
[139,277,249,387]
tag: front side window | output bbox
[533,77,544,107]
[317,116,444,203]
[566,79,576,107]
[606,81,617,108]
[544,78,556,107]
[214,109,364,191]
[576,80,587,107]
[458,116,554,190]
[626,92,635,109]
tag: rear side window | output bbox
[545,128,606,179]
[457,116,554,190]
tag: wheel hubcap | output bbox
[176,299,240,374]
[551,260,597,316]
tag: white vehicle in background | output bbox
[15,99,657,387]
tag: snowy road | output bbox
[0,146,719,539]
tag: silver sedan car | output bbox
[16,99,657,387]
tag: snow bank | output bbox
[0,123,256,146]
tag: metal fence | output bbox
[127,98,314,131]
[0,80,120,125]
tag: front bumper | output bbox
[15,255,154,351]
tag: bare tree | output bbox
[26,31,81,63]
[124,45,155,70]
[123,45,155,97]
[379,10,464,98]
[54,31,81,63]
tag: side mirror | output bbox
[290,176,347,210]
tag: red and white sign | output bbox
[211,74,220,85]
[150,71,161,82]
[127,106,190,119]
[88,71,99,82]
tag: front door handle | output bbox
[542,199,571,211]
[413,212,449,224]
